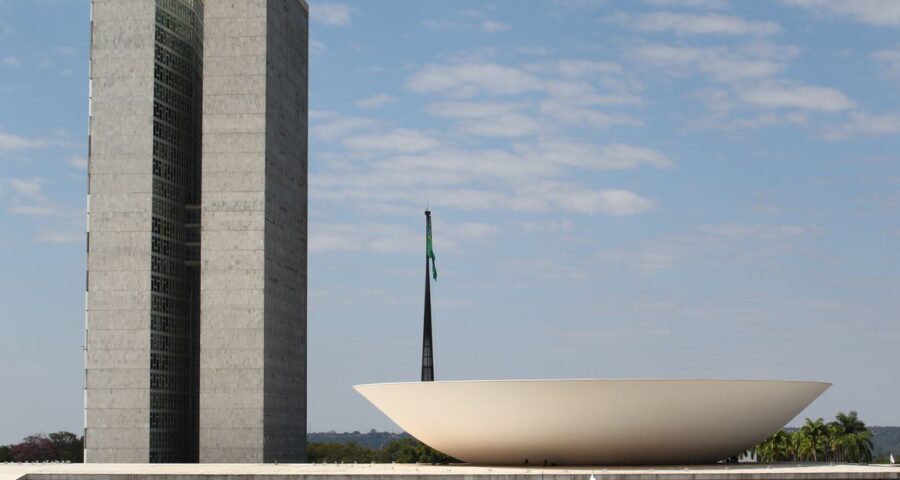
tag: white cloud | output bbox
[698,223,819,240]
[0,177,79,221]
[525,141,674,170]
[310,221,499,253]
[624,12,782,36]
[1,56,21,67]
[543,79,643,105]
[0,129,81,152]
[309,110,337,121]
[426,101,526,119]
[481,20,511,32]
[343,128,441,153]
[540,100,644,129]
[0,131,46,151]
[630,43,785,81]
[35,229,82,244]
[596,222,820,275]
[685,111,809,132]
[516,181,654,215]
[310,2,357,27]
[823,112,900,140]
[322,58,664,216]
[552,0,608,9]
[598,247,681,274]
[500,258,588,281]
[425,101,541,138]
[406,62,543,97]
[740,82,855,112]
[526,59,623,79]
[643,0,728,8]
[8,205,57,216]
[69,156,87,170]
[6,177,47,201]
[871,45,900,76]
[312,117,375,141]
[782,0,900,27]
[311,138,663,216]
[462,113,543,138]
[310,39,327,56]
[421,19,464,31]
[355,93,396,109]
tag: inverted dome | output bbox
[355,378,829,465]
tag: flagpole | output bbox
[421,209,434,382]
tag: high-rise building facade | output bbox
[85,0,308,463]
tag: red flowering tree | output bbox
[10,434,58,462]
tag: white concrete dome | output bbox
[354,379,829,466]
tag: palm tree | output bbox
[757,430,785,462]
[827,422,844,462]
[798,418,828,462]
[835,411,867,434]
[829,411,873,463]
[754,412,875,464]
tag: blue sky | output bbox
[1,0,899,442]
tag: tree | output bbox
[307,438,458,464]
[307,442,375,463]
[757,429,792,462]
[0,445,12,462]
[49,432,83,463]
[798,418,828,461]
[829,411,872,463]
[10,434,58,463]
[755,411,875,464]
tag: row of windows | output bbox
[155,19,197,63]
[151,292,188,317]
[149,430,192,452]
[151,313,190,336]
[151,334,193,357]
[150,410,193,430]
[153,82,195,116]
[152,255,183,278]
[150,351,191,372]
[152,197,183,224]
[156,0,204,40]
[154,67,195,100]
[155,45,196,80]
[151,274,187,296]
[154,101,194,134]
[150,390,192,411]
[153,177,186,204]
[150,371,191,391]
[153,141,196,175]
[153,114,193,152]
[151,235,182,258]
[151,216,181,240]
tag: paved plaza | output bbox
[2,463,900,480]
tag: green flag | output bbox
[427,219,437,281]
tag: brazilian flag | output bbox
[427,218,437,281]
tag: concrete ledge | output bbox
[1,463,900,480]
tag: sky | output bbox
[1,0,899,443]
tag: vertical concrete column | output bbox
[85,0,157,463]
[263,0,308,463]
[200,0,270,463]
[200,0,308,463]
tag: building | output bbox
[85,0,308,463]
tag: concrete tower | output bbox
[199,0,308,463]
[84,0,307,463]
